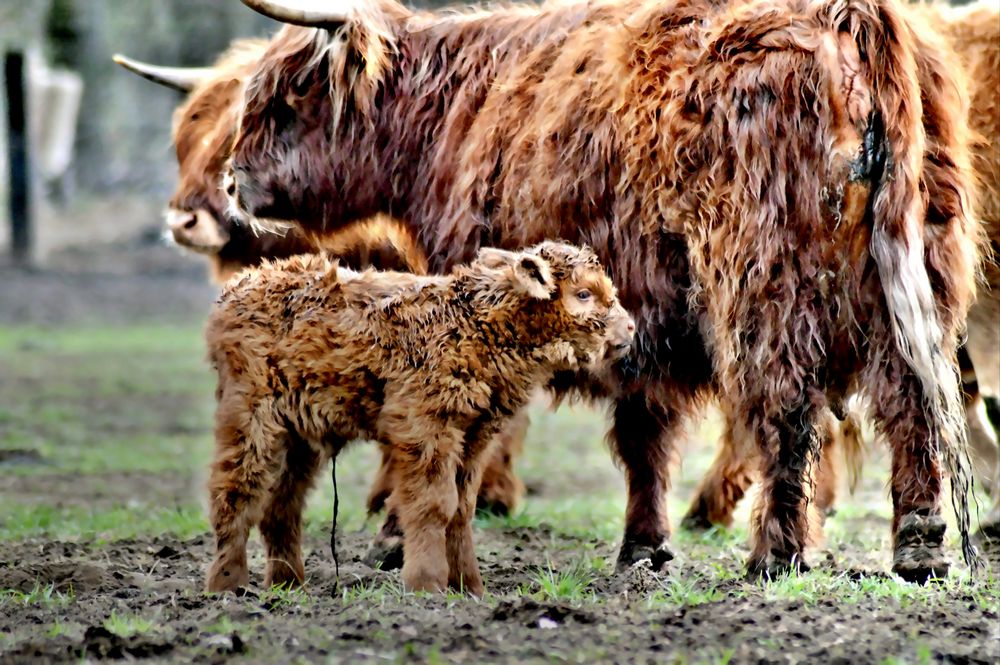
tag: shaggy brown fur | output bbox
[229,0,982,579]
[931,0,1000,541]
[204,241,633,594]
[116,39,527,537]
[686,0,1000,545]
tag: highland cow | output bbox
[227,0,982,580]
[681,0,1000,546]
[933,0,1000,543]
[204,241,634,594]
[114,47,426,283]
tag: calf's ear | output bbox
[474,247,521,270]
[511,254,555,300]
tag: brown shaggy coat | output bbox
[228,0,982,579]
[684,0,1000,544]
[204,241,633,594]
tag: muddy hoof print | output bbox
[892,513,949,584]
[615,538,674,573]
[745,554,810,581]
[363,539,404,571]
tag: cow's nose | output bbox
[167,210,198,233]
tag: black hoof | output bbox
[892,513,949,584]
[680,510,715,533]
[475,498,511,517]
[745,554,810,581]
[363,538,404,571]
[973,509,1000,548]
[615,537,674,573]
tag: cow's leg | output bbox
[363,443,406,571]
[366,444,396,515]
[813,412,840,517]
[206,398,283,593]
[868,367,949,583]
[744,396,822,579]
[476,409,529,516]
[260,434,324,589]
[613,390,689,571]
[364,506,405,571]
[682,411,755,530]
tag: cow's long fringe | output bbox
[841,0,978,568]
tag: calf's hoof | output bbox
[402,564,448,594]
[363,537,404,571]
[745,553,810,581]
[206,561,250,594]
[264,561,305,590]
[892,513,949,584]
[615,536,674,573]
[450,572,485,597]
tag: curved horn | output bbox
[112,54,212,92]
[239,0,351,27]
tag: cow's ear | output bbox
[511,254,555,300]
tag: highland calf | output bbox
[114,44,525,540]
[228,0,982,579]
[204,241,634,594]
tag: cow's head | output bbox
[114,42,273,260]
[227,0,411,229]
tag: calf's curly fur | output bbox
[204,241,633,594]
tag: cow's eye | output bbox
[576,290,592,301]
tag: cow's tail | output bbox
[833,0,978,567]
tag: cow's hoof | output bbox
[745,553,810,581]
[892,513,949,584]
[680,509,715,532]
[615,537,674,572]
[475,497,512,517]
[363,538,404,571]
[973,517,1000,548]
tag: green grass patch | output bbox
[0,504,207,542]
[0,583,75,608]
[103,609,154,638]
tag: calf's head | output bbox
[471,242,635,369]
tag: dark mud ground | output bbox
[1,232,999,663]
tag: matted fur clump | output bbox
[227,0,983,581]
[203,241,634,595]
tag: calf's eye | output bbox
[576,290,592,301]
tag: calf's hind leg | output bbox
[390,421,462,592]
[206,398,285,593]
[260,433,325,589]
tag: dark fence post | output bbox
[5,50,33,266]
